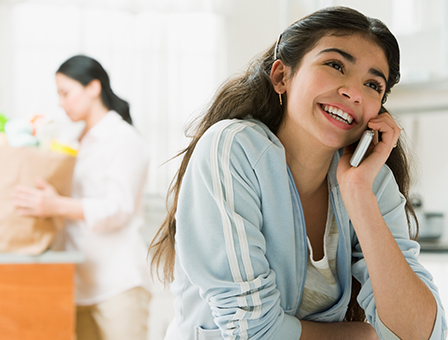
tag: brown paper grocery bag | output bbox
[0,145,76,254]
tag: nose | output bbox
[338,81,362,104]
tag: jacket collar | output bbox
[327,149,343,190]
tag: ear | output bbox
[86,79,102,98]
[270,59,288,94]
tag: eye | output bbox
[365,81,384,94]
[325,60,344,73]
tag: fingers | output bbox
[14,185,39,196]
[13,191,35,208]
[12,186,41,216]
[13,186,40,203]
[373,129,379,145]
[367,112,401,151]
[12,182,57,217]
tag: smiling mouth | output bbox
[321,104,354,125]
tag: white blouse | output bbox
[57,111,150,305]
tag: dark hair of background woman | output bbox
[56,55,132,125]
[149,6,418,323]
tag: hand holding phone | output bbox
[350,129,374,167]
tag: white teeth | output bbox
[322,105,353,125]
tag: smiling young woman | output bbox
[149,6,447,340]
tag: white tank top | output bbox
[297,201,341,319]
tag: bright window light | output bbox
[392,0,422,35]
[6,0,226,195]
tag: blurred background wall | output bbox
[2,0,448,242]
[1,0,447,200]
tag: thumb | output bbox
[35,176,50,190]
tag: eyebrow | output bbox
[318,47,388,85]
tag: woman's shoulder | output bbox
[202,119,281,149]
[190,119,285,174]
[106,112,146,145]
[91,112,148,162]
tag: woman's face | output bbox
[55,73,93,122]
[281,33,389,149]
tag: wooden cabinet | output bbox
[0,252,83,340]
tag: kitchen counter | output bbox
[0,250,84,264]
[0,250,83,340]
[419,240,448,252]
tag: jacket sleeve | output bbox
[175,121,302,339]
[351,165,447,340]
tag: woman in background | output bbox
[14,55,151,340]
[150,6,446,340]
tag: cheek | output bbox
[287,75,315,104]
[67,92,88,111]
[365,101,383,121]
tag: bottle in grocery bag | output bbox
[0,113,8,132]
[3,119,38,147]
[50,140,78,157]
[0,113,7,145]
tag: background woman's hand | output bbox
[13,177,59,217]
[337,111,401,196]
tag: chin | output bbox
[66,114,80,123]
[319,134,349,151]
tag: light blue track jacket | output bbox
[170,119,447,340]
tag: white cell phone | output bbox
[350,129,374,167]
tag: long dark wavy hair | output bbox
[56,55,132,125]
[149,6,418,322]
